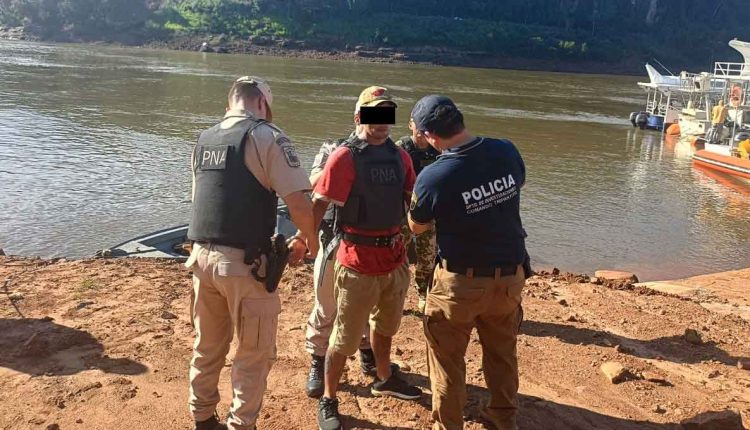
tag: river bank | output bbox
[0,27,646,75]
[1,255,748,429]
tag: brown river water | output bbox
[1,40,749,281]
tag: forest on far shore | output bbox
[2,0,749,71]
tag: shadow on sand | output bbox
[522,320,749,366]
[336,358,746,429]
[0,317,147,376]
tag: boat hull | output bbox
[104,205,297,259]
[692,150,750,179]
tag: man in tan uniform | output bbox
[186,76,318,430]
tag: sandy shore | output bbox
[0,256,748,429]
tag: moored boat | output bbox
[630,64,682,131]
[99,205,297,259]
[692,140,750,180]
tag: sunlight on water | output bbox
[1,40,749,281]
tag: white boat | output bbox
[630,40,750,136]
[631,65,682,131]
[680,39,750,138]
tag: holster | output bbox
[522,252,533,279]
[251,234,290,293]
[319,219,335,255]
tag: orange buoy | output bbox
[666,123,680,136]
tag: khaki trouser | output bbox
[330,262,410,356]
[305,232,370,356]
[187,243,280,430]
[424,264,524,430]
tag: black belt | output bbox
[440,260,518,278]
[192,240,245,250]
[342,232,399,248]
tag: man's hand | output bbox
[287,237,308,266]
[283,190,319,263]
[305,235,319,261]
[408,213,434,235]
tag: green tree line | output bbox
[2,0,749,67]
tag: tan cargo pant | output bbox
[305,233,370,357]
[187,243,280,430]
[331,262,410,356]
[424,264,524,430]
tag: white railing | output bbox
[714,62,748,77]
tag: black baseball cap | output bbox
[410,95,460,133]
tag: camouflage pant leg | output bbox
[414,228,437,298]
[402,224,417,264]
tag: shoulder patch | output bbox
[276,135,292,146]
[282,145,301,168]
[409,193,419,211]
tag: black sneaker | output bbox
[306,354,325,398]
[359,348,400,377]
[195,413,227,430]
[371,373,421,400]
[318,396,343,430]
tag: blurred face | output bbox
[354,102,395,142]
[409,119,429,148]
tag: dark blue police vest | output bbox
[188,117,278,259]
[431,138,527,267]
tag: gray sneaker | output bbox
[318,396,343,430]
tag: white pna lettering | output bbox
[462,174,517,204]
[202,149,226,166]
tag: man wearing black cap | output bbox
[396,117,439,313]
[407,95,529,430]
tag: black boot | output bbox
[359,348,399,377]
[306,354,325,398]
[195,414,227,430]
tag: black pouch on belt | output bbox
[252,234,290,293]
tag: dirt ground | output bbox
[1,256,748,430]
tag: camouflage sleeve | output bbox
[395,136,411,150]
[310,139,339,177]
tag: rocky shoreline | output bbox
[0,27,646,75]
[1,255,748,429]
[144,35,646,75]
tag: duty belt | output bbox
[342,232,399,248]
[192,240,245,250]
[440,260,518,278]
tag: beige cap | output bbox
[355,86,397,112]
[235,76,273,108]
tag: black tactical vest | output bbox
[337,138,405,231]
[398,136,440,176]
[187,117,278,259]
